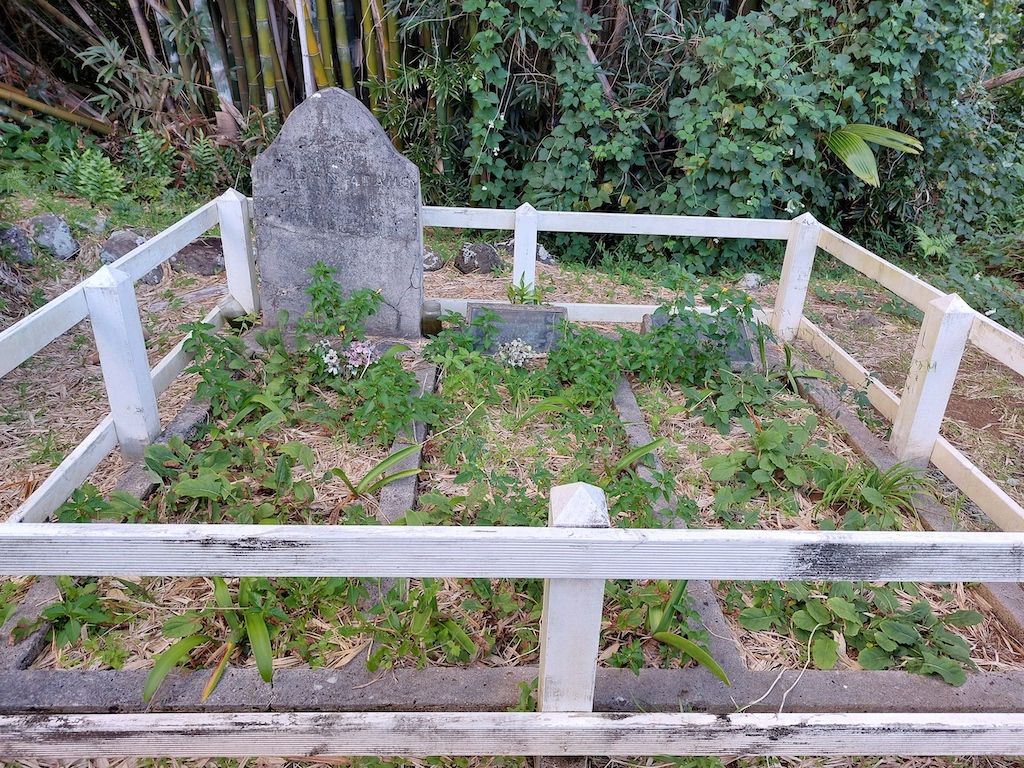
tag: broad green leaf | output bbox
[443,619,477,657]
[917,650,967,686]
[144,634,208,703]
[859,486,887,509]
[654,632,730,685]
[174,474,230,500]
[843,124,923,154]
[738,607,775,631]
[356,443,422,494]
[811,635,839,669]
[824,129,879,187]
[608,438,667,478]
[857,646,892,670]
[878,619,921,645]
[943,609,984,628]
[513,396,576,428]
[791,609,820,632]
[244,611,274,683]
[826,597,861,623]
[805,599,832,626]
[161,614,204,638]
[363,468,422,495]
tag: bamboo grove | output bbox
[0,0,415,129]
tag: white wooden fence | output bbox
[2,192,1024,758]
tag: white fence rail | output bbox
[3,194,1024,531]
[4,194,1024,758]
[2,483,1024,758]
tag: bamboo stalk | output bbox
[300,0,331,89]
[193,0,236,109]
[65,0,104,40]
[0,84,112,135]
[165,0,196,90]
[0,102,50,131]
[217,0,247,109]
[367,0,390,84]
[233,0,263,112]
[127,0,161,67]
[330,0,356,94]
[315,0,337,86]
[385,7,398,79]
[32,0,100,45]
[360,0,380,112]
[253,0,278,112]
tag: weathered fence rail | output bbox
[3,193,1024,758]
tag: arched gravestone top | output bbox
[252,88,423,337]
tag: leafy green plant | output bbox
[41,577,117,647]
[57,148,125,205]
[507,276,551,305]
[297,263,382,342]
[328,443,422,498]
[812,459,933,530]
[728,581,982,685]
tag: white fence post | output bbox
[513,202,539,290]
[771,212,821,341]
[83,266,160,460]
[217,188,260,315]
[890,293,975,465]
[537,482,609,713]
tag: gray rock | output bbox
[737,272,762,290]
[423,248,444,272]
[27,213,78,260]
[0,225,33,265]
[455,242,503,275]
[170,237,224,275]
[84,214,109,235]
[100,229,162,284]
[252,88,423,337]
[495,237,555,266]
[99,229,147,265]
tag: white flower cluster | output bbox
[316,340,342,375]
[497,338,533,368]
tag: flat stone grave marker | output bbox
[642,312,761,372]
[468,303,568,353]
[252,87,423,337]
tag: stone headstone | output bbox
[642,312,761,373]
[468,303,567,353]
[252,88,423,337]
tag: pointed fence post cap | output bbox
[219,188,248,204]
[516,202,537,214]
[550,482,610,528]
[930,292,974,316]
[793,211,819,226]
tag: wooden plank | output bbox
[83,267,160,459]
[538,483,609,712]
[797,318,1024,531]
[535,211,791,239]
[0,286,88,378]
[969,314,1024,379]
[796,317,900,420]
[890,294,974,464]
[817,227,944,311]
[108,200,219,282]
[931,439,1024,532]
[2,524,1023,581]
[217,189,259,315]
[422,206,516,230]
[771,214,820,341]
[6,416,117,524]
[432,298,661,323]
[512,203,538,289]
[3,711,1023,758]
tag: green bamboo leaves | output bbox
[824,124,923,187]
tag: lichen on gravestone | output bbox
[251,88,424,337]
